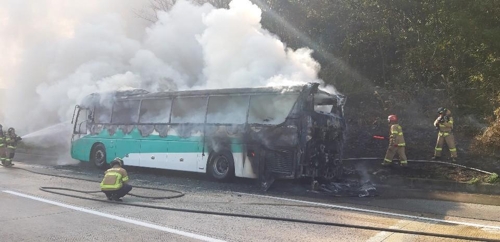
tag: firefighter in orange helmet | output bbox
[100,157,132,201]
[382,115,408,166]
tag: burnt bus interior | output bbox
[75,83,345,187]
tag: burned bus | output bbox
[71,83,346,187]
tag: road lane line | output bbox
[366,220,414,242]
[3,190,225,242]
[236,192,500,230]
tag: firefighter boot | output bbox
[111,194,122,202]
[3,160,13,167]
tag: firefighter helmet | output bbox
[437,107,447,114]
[388,115,398,123]
[8,127,14,134]
[110,157,124,167]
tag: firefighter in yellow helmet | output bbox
[100,157,132,201]
[382,115,408,166]
[4,127,22,167]
[432,107,457,162]
[0,124,8,167]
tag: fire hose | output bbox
[343,157,494,175]
[2,165,499,241]
[7,165,185,199]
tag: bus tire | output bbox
[91,143,107,169]
[207,151,235,181]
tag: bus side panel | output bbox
[113,128,141,166]
[71,137,94,162]
[231,143,257,178]
[233,153,257,178]
[140,137,204,172]
[139,139,168,169]
[71,135,116,164]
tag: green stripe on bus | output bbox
[72,127,243,163]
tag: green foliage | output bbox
[259,0,500,116]
[487,173,499,184]
[467,177,480,184]
[257,1,500,159]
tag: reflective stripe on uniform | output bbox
[100,171,123,190]
[397,143,406,147]
[438,132,449,137]
[400,160,408,164]
[435,148,443,151]
[384,159,392,163]
[449,148,457,152]
[7,146,16,149]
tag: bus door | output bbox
[71,105,90,142]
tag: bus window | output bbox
[94,104,112,123]
[248,94,299,124]
[171,96,207,123]
[139,99,172,123]
[111,100,140,124]
[314,92,338,114]
[206,96,249,124]
[314,105,333,113]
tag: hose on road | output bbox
[5,165,184,199]
[3,164,499,242]
[343,157,494,175]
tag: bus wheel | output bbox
[91,143,107,169]
[208,151,235,181]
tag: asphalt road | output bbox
[1,152,500,241]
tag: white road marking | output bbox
[3,190,226,242]
[366,220,414,242]
[236,192,500,230]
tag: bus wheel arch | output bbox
[90,143,107,169]
[207,150,235,181]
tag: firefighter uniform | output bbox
[433,109,457,160]
[5,128,22,166]
[383,116,407,166]
[100,158,132,201]
[0,125,7,166]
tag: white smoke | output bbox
[1,0,328,145]
[199,0,321,89]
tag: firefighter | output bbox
[432,107,457,162]
[100,157,132,201]
[5,127,22,167]
[382,115,408,166]
[0,124,7,167]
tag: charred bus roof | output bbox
[120,84,309,98]
[80,82,344,108]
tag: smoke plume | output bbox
[0,0,328,157]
